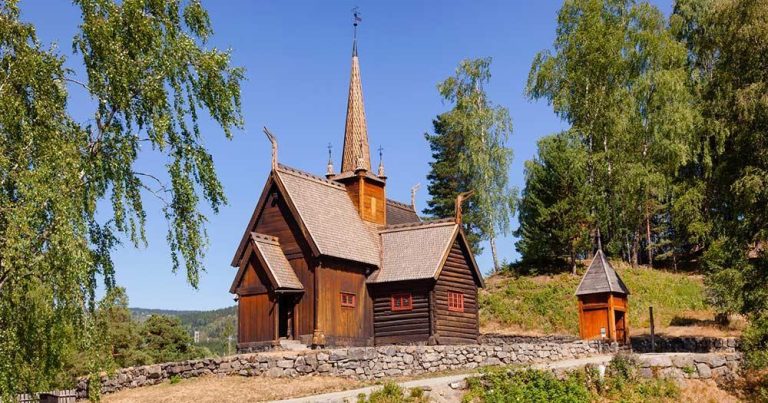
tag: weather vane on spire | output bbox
[352,6,362,56]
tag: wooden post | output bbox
[274,296,279,344]
[649,306,655,352]
[608,294,617,342]
[577,298,585,339]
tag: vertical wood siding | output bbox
[371,281,431,345]
[342,177,386,224]
[360,180,385,224]
[317,259,371,345]
[238,293,275,343]
[434,238,480,344]
[254,185,315,338]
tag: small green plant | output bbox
[682,365,696,375]
[409,387,424,399]
[358,381,428,403]
[169,375,181,385]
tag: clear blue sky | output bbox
[20,0,672,310]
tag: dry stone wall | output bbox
[630,335,740,353]
[76,339,615,398]
[636,352,742,385]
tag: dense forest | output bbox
[512,0,768,369]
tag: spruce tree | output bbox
[516,132,593,274]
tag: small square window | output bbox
[340,292,356,308]
[448,292,464,312]
[391,293,413,311]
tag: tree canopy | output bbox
[0,0,242,395]
[425,58,516,271]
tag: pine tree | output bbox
[516,132,593,274]
[424,116,482,252]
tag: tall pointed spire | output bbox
[341,8,371,173]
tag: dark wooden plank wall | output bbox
[317,259,371,345]
[371,281,431,345]
[235,254,269,296]
[434,238,480,344]
[253,185,315,338]
[238,293,275,343]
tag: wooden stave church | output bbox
[229,36,484,351]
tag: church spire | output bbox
[341,8,371,173]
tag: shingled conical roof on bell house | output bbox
[575,249,630,296]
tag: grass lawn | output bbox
[480,261,743,337]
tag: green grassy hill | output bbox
[479,262,726,337]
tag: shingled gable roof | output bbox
[575,249,630,296]
[368,219,484,287]
[229,233,303,293]
[230,164,380,268]
[385,199,421,225]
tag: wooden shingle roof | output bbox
[229,233,303,292]
[385,199,421,225]
[275,165,381,266]
[575,250,630,296]
[368,219,483,286]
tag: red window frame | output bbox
[340,292,356,308]
[448,291,464,312]
[390,293,413,311]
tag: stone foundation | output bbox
[77,339,615,398]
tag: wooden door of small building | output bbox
[615,310,626,343]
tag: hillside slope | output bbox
[479,262,740,337]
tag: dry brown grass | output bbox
[101,375,362,403]
[679,379,742,403]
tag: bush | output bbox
[463,367,592,403]
[464,358,680,403]
[357,382,428,403]
[743,314,768,369]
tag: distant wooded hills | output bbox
[130,306,237,355]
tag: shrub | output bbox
[465,359,680,403]
[358,381,428,403]
[463,367,592,403]
[743,314,768,369]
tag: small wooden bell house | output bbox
[576,250,630,344]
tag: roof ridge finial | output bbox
[410,183,421,211]
[352,6,362,57]
[455,190,475,224]
[263,127,278,170]
[326,142,335,178]
[377,145,385,177]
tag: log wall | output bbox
[433,238,480,344]
[371,281,431,345]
